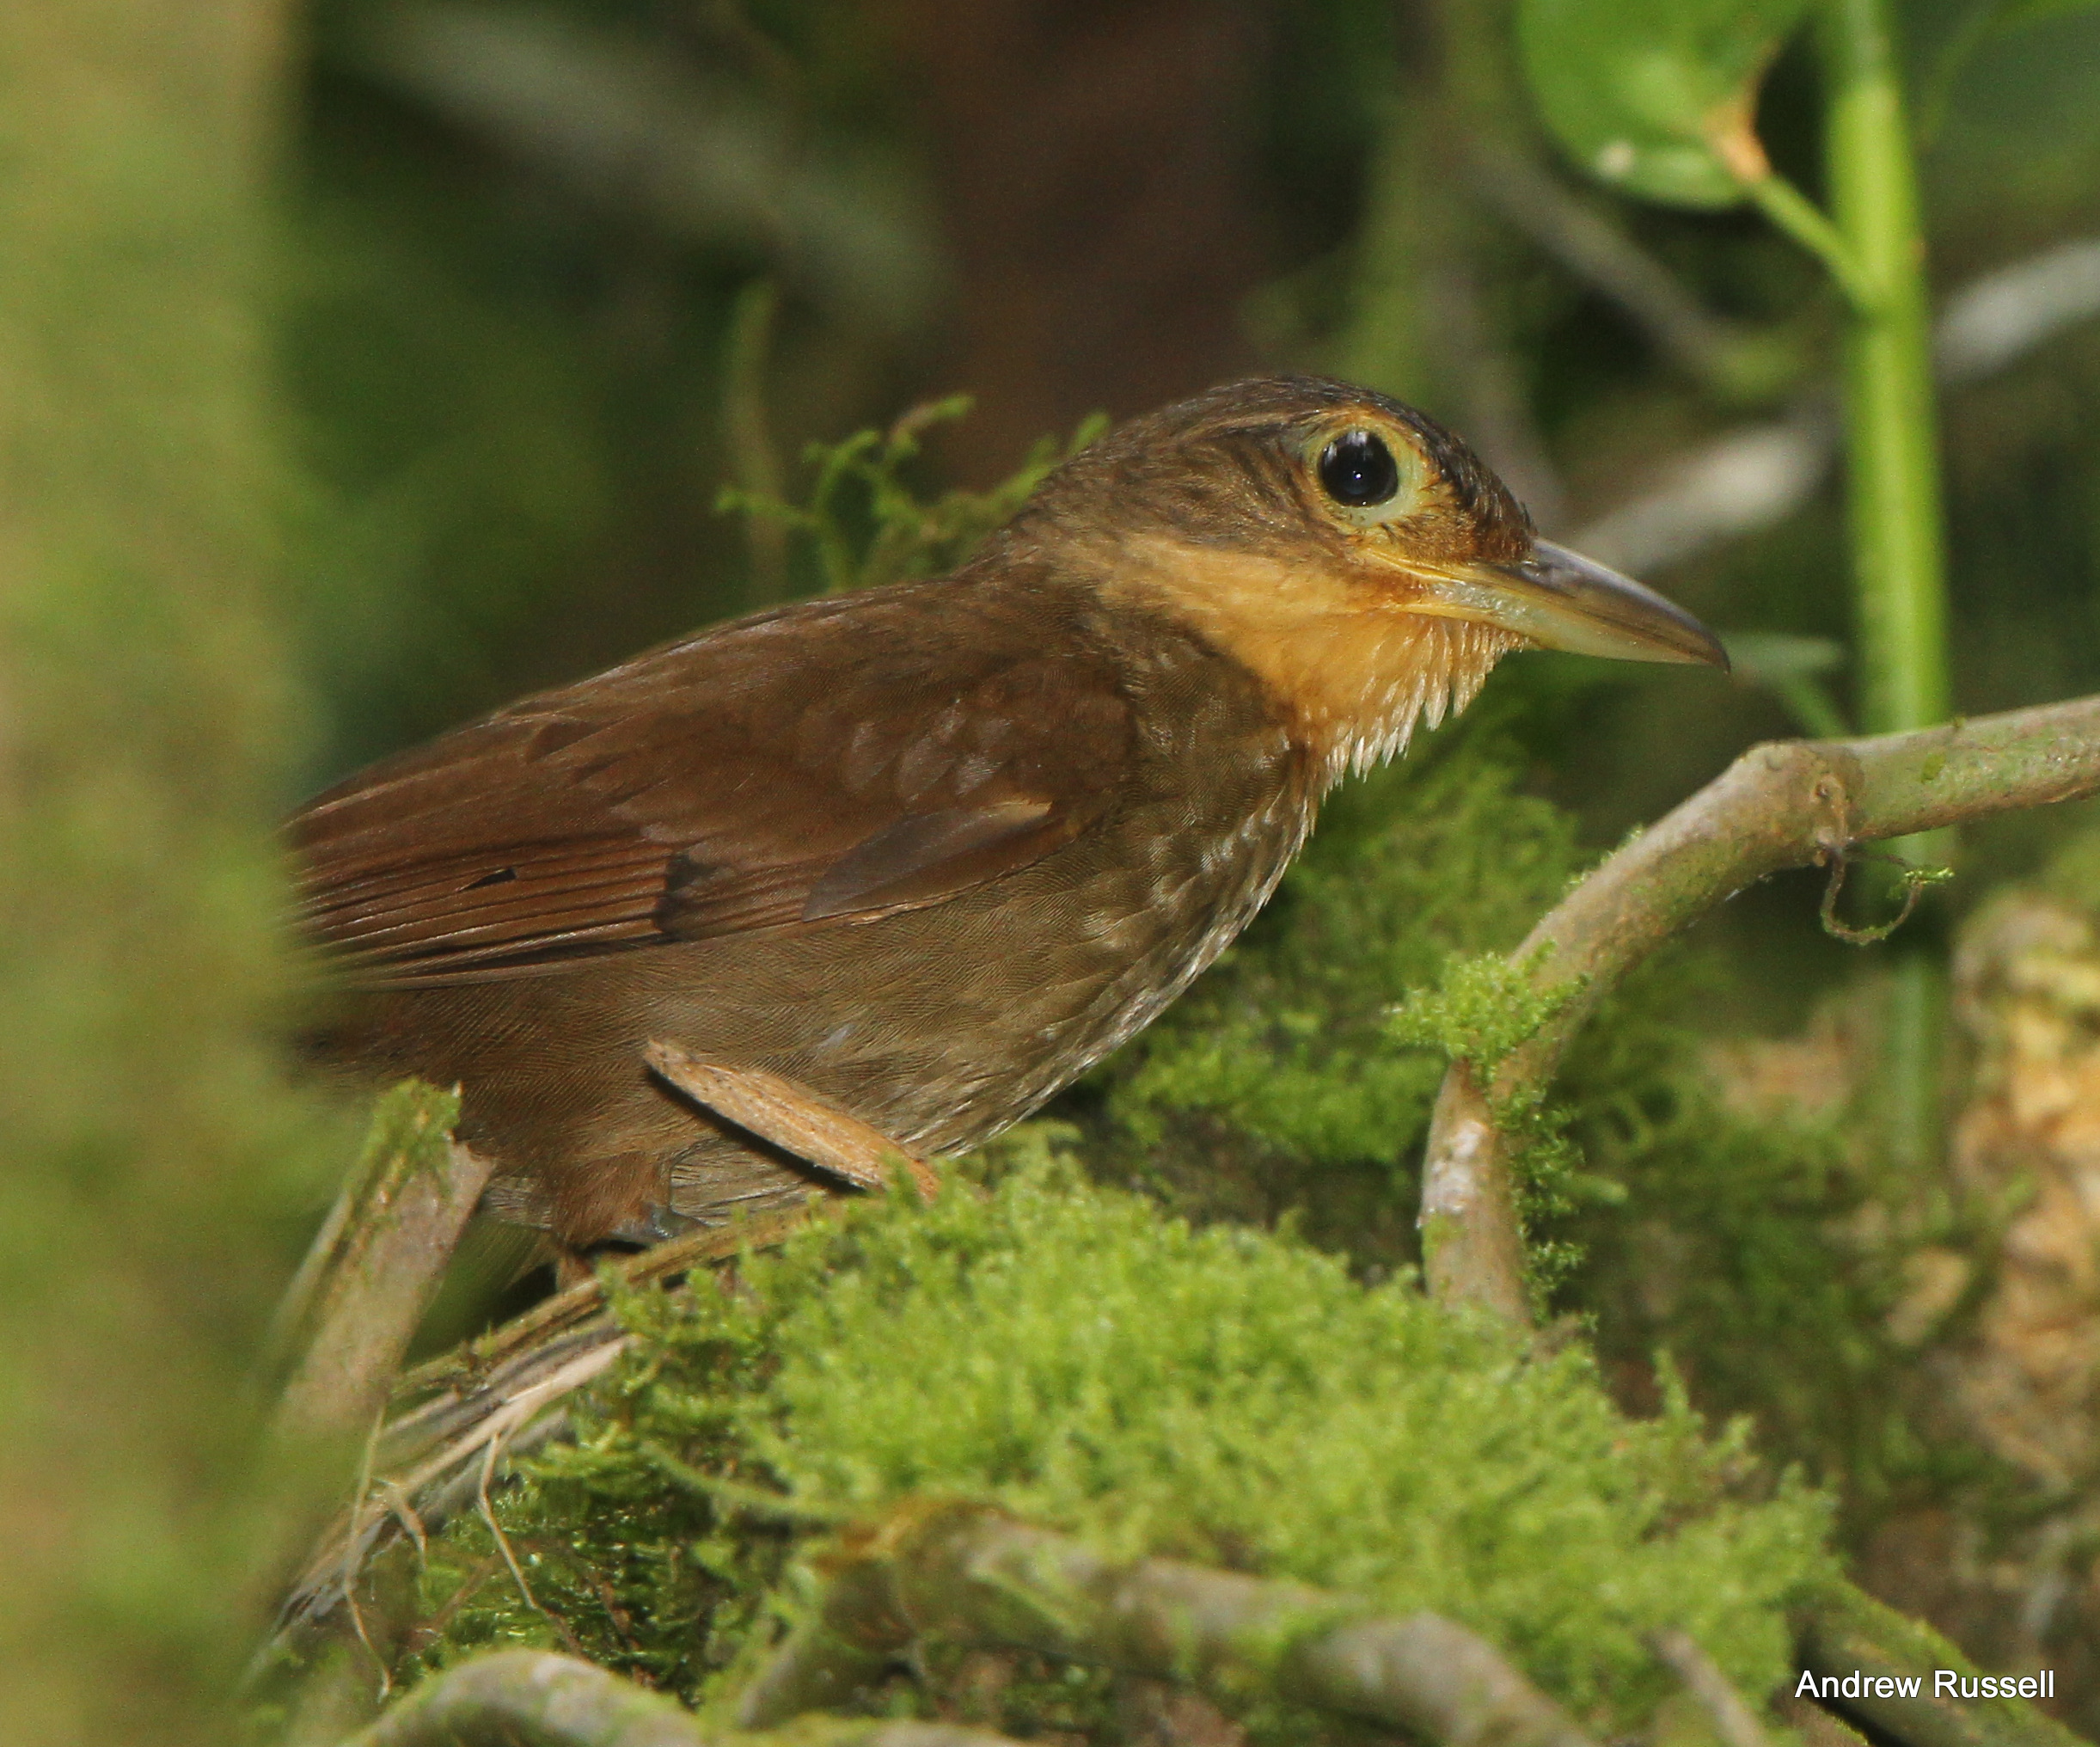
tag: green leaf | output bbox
[1518,0,1812,209]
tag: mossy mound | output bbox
[1082,723,1941,1528]
[409,1162,1836,1738]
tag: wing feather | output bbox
[288,578,1133,985]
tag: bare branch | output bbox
[347,1648,1028,1747]
[1419,695,2100,1325]
[1651,1629,1770,1747]
[738,1502,1597,1747]
[270,1082,491,1452]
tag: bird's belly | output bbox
[699,777,1310,1157]
[345,763,1311,1246]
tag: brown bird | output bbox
[290,376,1723,1259]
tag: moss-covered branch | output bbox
[1418,694,2100,1324]
[1795,1584,2089,1747]
[346,1649,1026,1747]
[272,1082,486,1453]
[738,1501,1597,1747]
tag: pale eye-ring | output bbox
[1317,429,1401,508]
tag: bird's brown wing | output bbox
[288,584,1135,986]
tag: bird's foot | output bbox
[643,1039,940,1199]
[542,1205,692,1288]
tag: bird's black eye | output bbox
[1317,429,1401,508]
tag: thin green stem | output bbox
[1819,0,1954,1172]
[1742,172,1878,314]
[1821,0,1952,742]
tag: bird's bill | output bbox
[1399,539,1730,669]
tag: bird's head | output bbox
[1013,376,1726,781]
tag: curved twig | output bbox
[346,1648,1028,1747]
[1418,695,2100,1324]
[738,1501,1596,1747]
[1651,1628,1770,1747]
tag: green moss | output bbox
[1556,959,1992,1530]
[410,1165,1835,1738]
[720,395,1107,597]
[1387,945,1571,1075]
[357,1080,464,1189]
